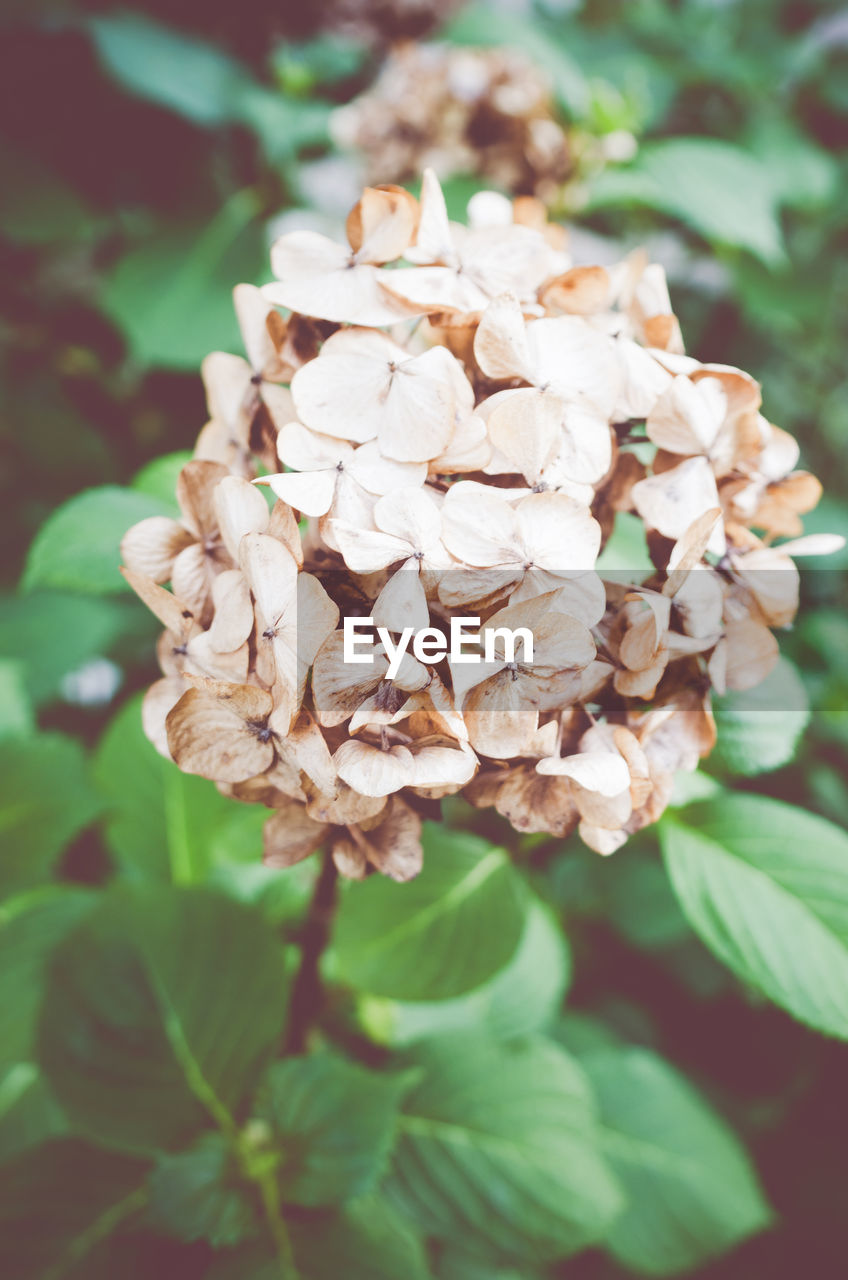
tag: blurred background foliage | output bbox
[2,1,848,1277]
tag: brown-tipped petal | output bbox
[121,517,194,582]
[171,541,218,620]
[265,231,419,327]
[473,292,534,381]
[632,456,726,555]
[185,633,250,684]
[579,822,629,856]
[214,475,270,561]
[541,266,612,315]
[537,750,631,795]
[201,352,253,433]
[304,777,387,827]
[263,802,329,868]
[723,618,780,692]
[665,508,722,596]
[206,570,255,653]
[166,684,275,783]
[333,739,415,797]
[463,672,540,758]
[176,459,229,538]
[346,184,419,263]
[142,676,186,759]
[268,500,304,568]
[233,282,286,380]
[410,738,477,790]
[313,630,385,727]
[121,567,196,635]
[360,798,423,881]
[331,837,369,880]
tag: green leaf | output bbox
[360,898,569,1046]
[147,1133,257,1247]
[713,655,810,776]
[88,14,252,125]
[236,88,332,163]
[254,1054,403,1207]
[0,734,102,897]
[0,1064,68,1161]
[386,1034,623,1262]
[38,885,290,1151]
[661,794,848,1038]
[130,451,192,512]
[581,1045,772,1274]
[0,1139,149,1280]
[86,12,331,163]
[0,659,33,737]
[589,138,786,265]
[23,486,174,595]
[332,825,527,1002]
[0,887,96,1068]
[208,1197,433,1280]
[93,694,246,884]
[438,1251,537,1280]
[100,195,265,369]
[0,591,129,705]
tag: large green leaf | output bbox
[0,887,96,1068]
[582,1045,772,1274]
[255,1054,403,1207]
[713,656,810,776]
[0,734,103,897]
[89,13,252,125]
[0,1064,68,1161]
[87,12,331,162]
[0,591,131,705]
[360,898,569,1046]
[207,1197,433,1280]
[386,1034,623,1262]
[38,886,289,1151]
[589,138,786,264]
[23,487,174,595]
[147,1133,257,1247]
[332,825,526,1002]
[100,196,266,370]
[661,794,848,1038]
[93,694,246,884]
[0,659,33,737]
[438,1252,538,1280]
[0,1139,149,1280]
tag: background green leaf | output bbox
[332,825,527,1002]
[386,1034,623,1262]
[255,1054,404,1207]
[0,734,102,897]
[661,793,848,1038]
[38,886,290,1150]
[23,488,175,596]
[582,1045,772,1274]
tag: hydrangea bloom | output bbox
[123,171,843,879]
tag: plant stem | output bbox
[284,850,339,1055]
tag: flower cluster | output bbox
[122,172,842,878]
[332,44,577,204]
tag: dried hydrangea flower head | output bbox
[333,44,575,204]
[122,171,843,880]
